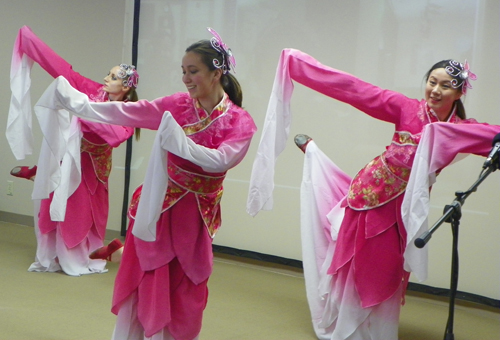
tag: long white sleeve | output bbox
[37,76,252,173]
[36,77,254,240]
[7,51,34,160]
[246,49,294,217]
[32,99,82,221]
[158,112,251,173]
[132,111,251,241]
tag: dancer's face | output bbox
[181,51,222,108]
[103,65,130,101]
[425,68,462,121]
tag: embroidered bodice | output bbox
[128,92,254,237]
[347,102,468,210]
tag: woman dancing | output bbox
[32,28,256,340]
[7,26,139,276]
[247,49,500,340]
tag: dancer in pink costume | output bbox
[33,28,256,340]
[247,49,500,339]
[6,26,139,276]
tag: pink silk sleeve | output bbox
[79,119,134,147]
[35,76,164,130]
[403,122,500,281]
[425,121,500,161]
[247,49,416,216]
[88,98,166,130]
[16,26,101,95]
[285,48,415,125]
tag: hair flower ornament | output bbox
[207,27,236,74]
[117,64,139,88]
[445,59,476,95]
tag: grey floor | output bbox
[1,221,498,340]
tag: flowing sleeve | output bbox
[402,122,500,282]
[36,76,257,172]
[15,26,101,93]
[285,49,411,123]
[157,111,255,172]
[35,76,164,129]
[7,35,34,160]
[246,48,412,216]
[246,49,294,216]
[6,26,101,160]
[32,112,82,222]
[80,120,134,147]
[133,111,257,241]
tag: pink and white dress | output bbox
[7,26,134,276]
[33,77,257,339]
[247,49,500,340]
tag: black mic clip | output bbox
[482,133,500,171]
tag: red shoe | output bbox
[89,239,124,261]
[294,134,313,153]
[10,165,37,181]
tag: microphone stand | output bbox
[414,159,498,340]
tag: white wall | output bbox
[1,0,499,300]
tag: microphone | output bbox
[483,133,500,169]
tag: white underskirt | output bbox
[28,200,107,276]
[112,292,200,340]
[301,142,402,340]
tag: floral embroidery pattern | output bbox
[348,101,463,211]
[167,163,225,194]
[128,163,226,238]
[197,189,223,237]
[182,94,230,136]
[348,155,410,210]
[80,138,112,183]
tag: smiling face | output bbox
[181,51,223,111]
[425,68,463,121]
[103,65,130,101]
